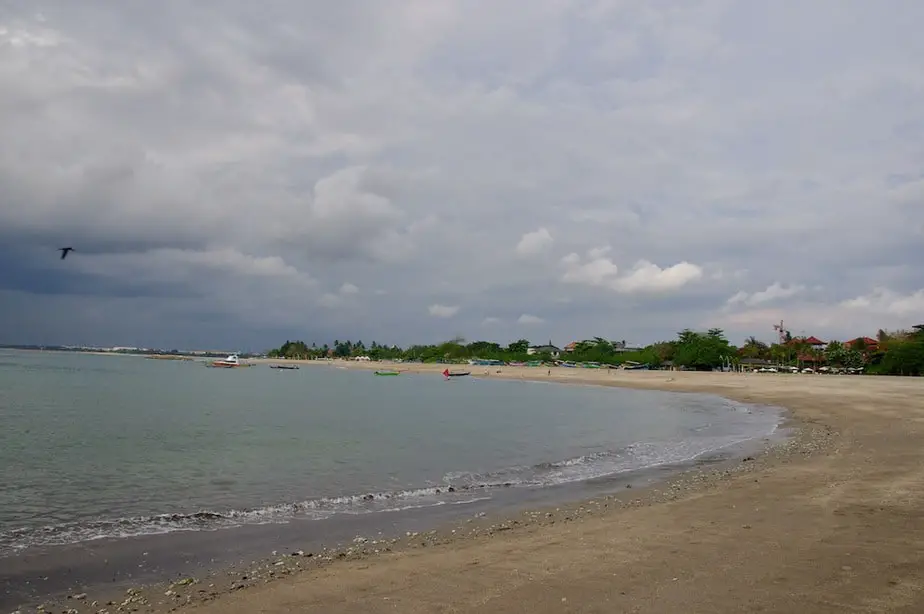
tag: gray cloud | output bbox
[1,1,923,349]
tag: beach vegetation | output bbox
[671,328,736,371]
[266,323,924,376]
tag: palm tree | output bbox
[741,336,769,359]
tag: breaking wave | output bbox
[0,427,775,555]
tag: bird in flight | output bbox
[58,247,74,260]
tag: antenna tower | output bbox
[773,320,789,345]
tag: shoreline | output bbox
[8,364,924,612]
[2,361,783,612]
[5,441,778,613]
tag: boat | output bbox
[207,354,251,368]
[269,364,299,370]
[442,368,471,378]
[374,370,401,376]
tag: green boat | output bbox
[374,370,401,376]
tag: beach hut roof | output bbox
[790,335,825,346]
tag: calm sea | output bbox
[0,350,781,556]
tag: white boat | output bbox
[208,354,250,368]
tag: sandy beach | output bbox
[32,361,924,613]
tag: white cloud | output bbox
[515,227,554,257]
[611,260,703,294]
[517,314,544,325]
[710,286,924,344]
[0,2,922,348]
[841,288,924,316]
[726,282,805,307]
[428,304,460,318]
[339,282,359,294]
[560,248,620,286]
[482,317,501,326]
[560,249,702,294]
[72,248,313,284]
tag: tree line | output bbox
[736,326,924,375]
[268,324,924,376]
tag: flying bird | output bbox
[58,247,74,260]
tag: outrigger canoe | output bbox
[374,370,401,376]
[442,369,471,378]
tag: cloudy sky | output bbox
[1,1,922,350]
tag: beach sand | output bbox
[52,362,924,613]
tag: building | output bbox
[563,339,641,353]
[789,336,826,348]
[527,342,561,358]
[612,340,643,353]
[844,337,879,351]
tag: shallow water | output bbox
[0,350,781,556]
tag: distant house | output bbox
[564,341,579,353]
[789,336,826,347]
[787,336,827,363]
[844,337,878,351]
[527,342,561,358]
[612,340,643,353]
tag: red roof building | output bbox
[797,353,825,363]
[844,337,879,351]
[789,336,826,347]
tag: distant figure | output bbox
[58,247,74,260]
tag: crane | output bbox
[773,320,789,345]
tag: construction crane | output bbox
[773,320,789,345]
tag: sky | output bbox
[1,1,923,351]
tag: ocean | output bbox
[0,350,783,606]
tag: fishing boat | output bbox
[374,370,401,376]
[442,368,471,378]
[208,354,251,368]
[269,364,299,370]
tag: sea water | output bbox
[0,350,781,556]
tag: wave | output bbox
[0,428,776,555]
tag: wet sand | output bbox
[16,363,924,613]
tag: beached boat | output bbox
[207,354,251,368]
[269,364,299,370]
[374,370,401,376]
[442,369,471,378]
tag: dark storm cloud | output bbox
[1,0,923,348]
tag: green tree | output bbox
[874,341,924,376]
[507,339,530,354]
[649,341,676,363]
[673,330,734,371]
[740,336,770,359]
[467,341,503,358]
